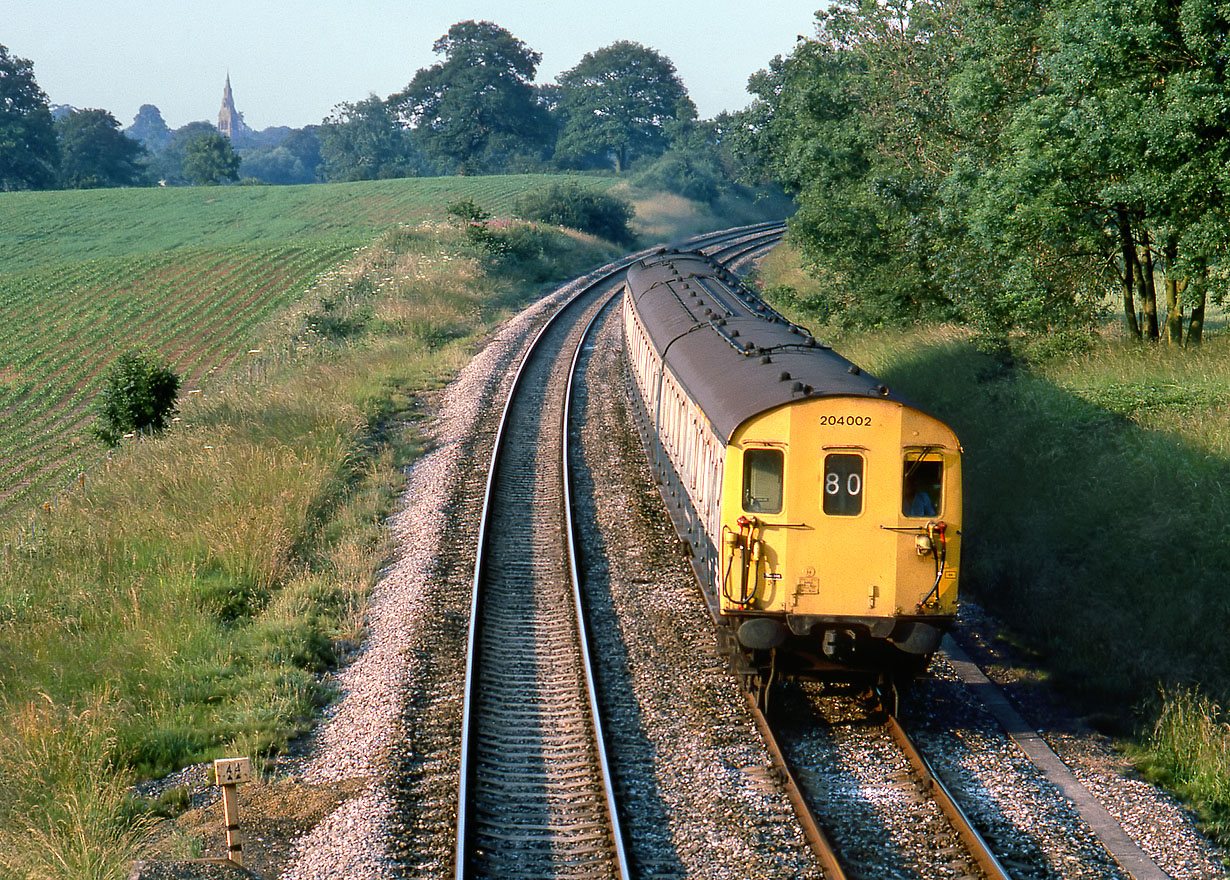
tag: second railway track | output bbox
[456,273,628,879]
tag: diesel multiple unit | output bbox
[623,249,962,702]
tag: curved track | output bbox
[455,225,785,879]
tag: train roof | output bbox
[626,251,912,443]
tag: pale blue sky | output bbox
[4,1,822,131]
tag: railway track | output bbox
[454,226,785,878]
[743,682,1010,880]
[273,221,1221,880]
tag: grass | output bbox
[760,238,1230,843]
[615,183,793,244]
[0,217,621,879]
[0,175,621,274]
[0,175,630,522]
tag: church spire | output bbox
[217,72,247,139]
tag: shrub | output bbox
[92,349,181,446]
[632,149,727,203]
[513,182,636,246]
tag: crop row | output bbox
[0,175,614,275]
[0,242,351,520]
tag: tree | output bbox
[390,21,552,173]
[182,131,240,185]
[57,108,145,188]
[126,104,171,152]
[0,44,58,191]
[93,350,181,446]
[554,41,693,173]
[514,181,636,245]
[744,0,964,327]
[318,95,420,181]
[280,127,323,179]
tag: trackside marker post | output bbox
[213,757,251,865]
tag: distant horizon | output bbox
[6,0,823,132]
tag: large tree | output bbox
[0,44,58,191]
[318,95,421,181]
[126,104,172,152]
[57,108,145,188]
[181,131,240,185]
[390,20,552,173]
[745,0,964,327]
[962,0,1230,345]
[554,41,693,173]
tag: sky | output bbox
[4,1,823,131]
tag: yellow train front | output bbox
[623,249,961,701]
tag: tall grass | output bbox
[1135,689,1230,840]
[0,696,151,880]
[0,219,619,879]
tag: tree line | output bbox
[734,0,1230,345]
[1,22,749,206]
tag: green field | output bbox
[0,175,617,273]
[0,175,617,521]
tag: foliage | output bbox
[554,41,693,173]
[513,181,636,245]
[240,127,323,185]
[390,20,553,174]
[125,104,171,153]
[0,44,58,191]
[181,131,241,185]
[318,95,422,182]
[92,349,182,446]
[144,121,218,185]
[745,0,1230,343]
[746,0,963,328]
[446,197,489,224]
[1135,688,1230,841]
[57,108,146,189]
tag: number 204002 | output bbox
[818,415,871,427]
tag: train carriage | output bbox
[623,249,962,705]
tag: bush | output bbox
[632,149,727,203]
[513,182,636,246]
[92,349,181,446]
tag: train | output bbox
[622,248,962,709]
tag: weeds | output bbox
[1135,689,1230,840]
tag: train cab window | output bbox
[903,458,943,517]
[742,448,784,514]
[823,453,864,516]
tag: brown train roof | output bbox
[626,251,911,443]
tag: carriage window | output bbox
[903,459,943,517]
[823,453,864,516]
[742,448,783,514]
